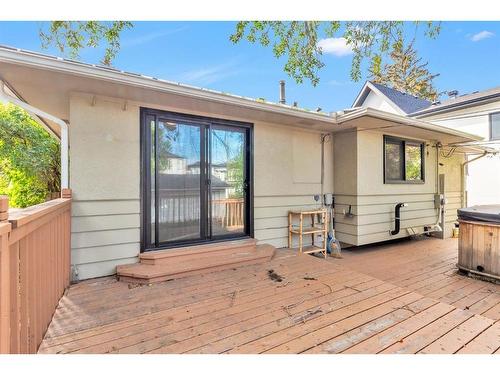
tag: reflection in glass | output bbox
[405,143,423,181]
[156,120,201,243]
[210,128,245,236]
[385,140,404,181]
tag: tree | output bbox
[369,39,439,101]
[40,21,133,66]
[38,21,441,90]
[226,150,244,199]
[230,21,441,86]
[0,103,60,208]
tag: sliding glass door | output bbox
[142,109,252,251]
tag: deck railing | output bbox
[212,198,244,228]
[0,190,71,354]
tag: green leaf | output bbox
[39,21,133,66]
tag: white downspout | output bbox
[0,81,69,189]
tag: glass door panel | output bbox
[210,127,246,236]
[156,119,202,243]
[143,108,251,251]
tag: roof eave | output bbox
[337,107,483,142]
[0,46,337,125]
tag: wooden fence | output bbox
[0,190,71,354]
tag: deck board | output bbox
[39,238,500,354]
[336,238,500,321]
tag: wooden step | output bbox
[117,244,275,284]
[139,238,258,265]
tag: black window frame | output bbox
[489,112,500,141]
[140,107,254,252]
[383,135,425,184]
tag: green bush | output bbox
[0,103,60,208]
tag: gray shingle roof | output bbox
[371,82,432,115]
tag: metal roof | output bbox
[0,44,332,119]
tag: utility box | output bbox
[434,194,446,209]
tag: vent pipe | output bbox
[390,203,408,235]
[279,80,286,104]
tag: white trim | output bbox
[0,81,69,189]
[336,107,483,141]
[351,81,370,108]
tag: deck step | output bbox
[139,238,258,265]
[117,244,275,284]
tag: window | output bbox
[490,112,500,140]
[384,136,425,183]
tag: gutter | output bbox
[0,81,69,189]
[0,45,335,125]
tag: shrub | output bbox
[0,103,60,208]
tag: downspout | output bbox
[0,82,69,189]
[320,133,332,204]
[461,152,488,207]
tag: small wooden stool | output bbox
[288,209,327,258]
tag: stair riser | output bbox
[140,245,257,265]
[139,239,257,262]
[118,253,273,285]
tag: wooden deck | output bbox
[38,238,500,354]
[336,238,500,323]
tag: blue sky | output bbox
[1,21,499,112]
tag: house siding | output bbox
[69,95,141,280]
[69,94,334,280]
[333,129,463,246]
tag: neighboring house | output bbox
[354,81,500,207]
[413,89,500,206]
[0,46,485,281]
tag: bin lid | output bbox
[458,205,500,224]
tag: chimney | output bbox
[448,90,459,99]
[279,80,286,104]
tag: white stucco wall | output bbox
[69,94,141,280]
[68,93,334,279]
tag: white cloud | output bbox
[178,61,240,85]
[122,26,188,47]
[470,30,495,42]
[317,38,353,57]
[327,80,351,86]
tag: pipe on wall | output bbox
[0,81,69,189]
[390,202,408,236]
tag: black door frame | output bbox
[140,107,254,252]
